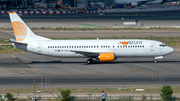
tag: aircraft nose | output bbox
[169,47,174,53]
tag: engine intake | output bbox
[99,53,115,62]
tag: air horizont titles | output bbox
[120,41,143,44]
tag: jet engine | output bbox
[98,53,115,62]
[130,2,138,6]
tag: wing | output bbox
[70,50,112,58]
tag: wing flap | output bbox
[70,50,99,57]
[70,50,113,57]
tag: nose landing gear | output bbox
[154,59,158,63]
[154,56,163,63]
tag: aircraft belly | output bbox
[116,49,160,57]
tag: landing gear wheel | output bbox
[154,59,158,63]
[87,59,93,64]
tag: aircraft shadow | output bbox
[28,60,180,65]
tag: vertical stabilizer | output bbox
[9,12,51,42]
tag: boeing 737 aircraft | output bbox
[113,0,169,6]
[9,12,174,64]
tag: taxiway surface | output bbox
[0,52,180,86]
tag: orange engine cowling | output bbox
[99,53,115,62]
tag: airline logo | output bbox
[118,41,143,46]
[12,21,27,41]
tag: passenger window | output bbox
[79,46,81,48]
[89,46,90,48]
[94,46,96,48]
[113,46,114,48]
[53,46,54,48]
[91,46,93,48]
[72,46,73,48]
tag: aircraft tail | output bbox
[9,12,51,42]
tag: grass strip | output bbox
[2,87,180,94]
[1,27,180,31]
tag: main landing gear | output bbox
[87,58,93,64]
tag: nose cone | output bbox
[169,47,174,54]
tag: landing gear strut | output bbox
[154,56,163,63]
[87,58,93,64]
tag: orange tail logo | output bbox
[12,21,27,41]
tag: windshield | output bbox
[159,43,167,47]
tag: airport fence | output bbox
[35,95,180,101]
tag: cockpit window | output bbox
[159,43,167,47]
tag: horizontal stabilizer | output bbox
[9,39,27,45]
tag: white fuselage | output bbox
[14,39,174,58]
[113,0,163,5]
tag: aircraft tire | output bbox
[154,59,158,63]
[87,59,93,64]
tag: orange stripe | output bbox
[9,12,16,14]
[16,38,25,41]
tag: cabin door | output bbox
[150,43,154,51]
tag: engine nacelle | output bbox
[98,53,115,62]
[130,2,138,6]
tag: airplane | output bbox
[9,12,174,64]
[113,0,169,6]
